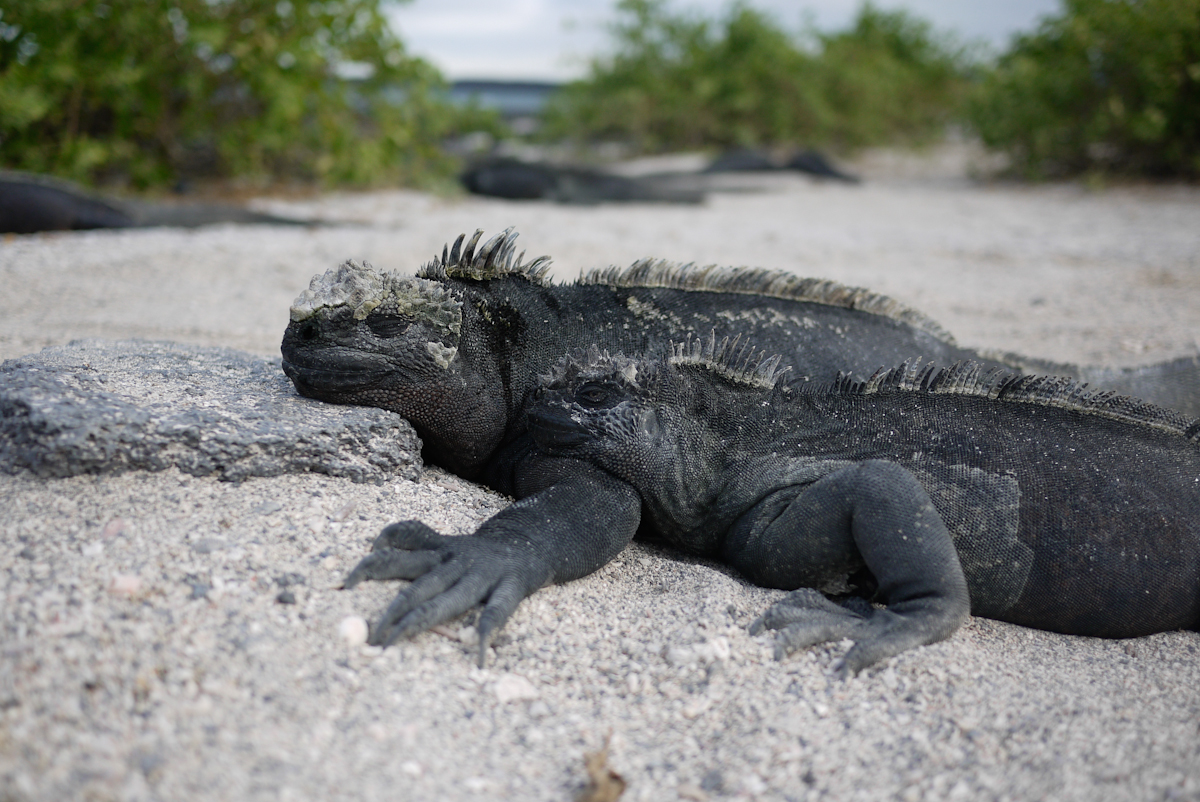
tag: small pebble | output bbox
[339,615,369,646]
[276,590,296,605]
[493,673,539,703]
[191,538,224,555]
[108,574,142,596]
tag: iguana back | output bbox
[281,228,1200,479]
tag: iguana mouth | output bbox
[281,358,390,393]
[526,408,590,450]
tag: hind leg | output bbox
[727,460,971,676]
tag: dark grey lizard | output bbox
[279,228,1200,662]
[527,340,1200,675]
[0,170,315,234]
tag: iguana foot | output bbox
[750,589,870,668]
[341,520,546,666]
[750,589,957,678]
[342,521,446,588]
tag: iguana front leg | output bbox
[726,460,971,677]
[343,456,642,665]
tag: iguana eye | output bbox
[366,316,411,339]
[575,382,618,409]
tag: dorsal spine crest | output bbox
[835,359,1200,440]
[418,227,554,284]
[670,332,789,390]
[580,259,955,344]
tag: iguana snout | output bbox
[526,406,591,449]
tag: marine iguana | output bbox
[279,228,1200,662]
[527,340,1200,674]
[704,147,861,183]
[461,156,705,204]
[0,170,315,234]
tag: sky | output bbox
[387,0,1064,82]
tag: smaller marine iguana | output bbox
[527,339,1200,675]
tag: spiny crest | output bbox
[418,227,553,284]
[543,345,649,393]
[290,259,462,335]
[670,332,790,390]
[580,259,955,344]
[835,360,1200,441]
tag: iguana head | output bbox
[529,335,788,503]
[528,345,668,456]
[280,228,551,478]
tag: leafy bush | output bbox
[0,0,494,188]
[540,0,972,153]
[814,6,974,149]
[967,0,1200,178]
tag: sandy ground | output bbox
[2,152,1200,801]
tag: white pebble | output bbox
[493,673,539,703]
[666,645,698,667]
[108,574,142,596]
[338,616,369,646]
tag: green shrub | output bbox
[967,0,1200,178]
[814,6,974,149]
[540,0,972,153]
[0,0,493,188]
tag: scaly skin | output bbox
[280,228,1200,664]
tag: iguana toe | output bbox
[750,588,865,635]
[475,577,526,667]
[342,549,442,588]
[372,571,493,648]
[372,520,447,551]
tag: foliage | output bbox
[0,0,496,188]
[814,6,974,150]
[966,0,1200,178]
[540,0,973,153]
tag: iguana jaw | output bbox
[526,406,591,450]
[281,349,392,394]
[280,305,507,478]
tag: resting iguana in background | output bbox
[527,341,1200,675]
[279,228,1200,662]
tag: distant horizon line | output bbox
[450,78,565,88]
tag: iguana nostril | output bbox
[299,321,318,341]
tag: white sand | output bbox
[2,154,1200,801]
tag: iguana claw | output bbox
[341,520,549,666]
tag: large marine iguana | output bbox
[279,228,1200,662]
[527,340,1200,675]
